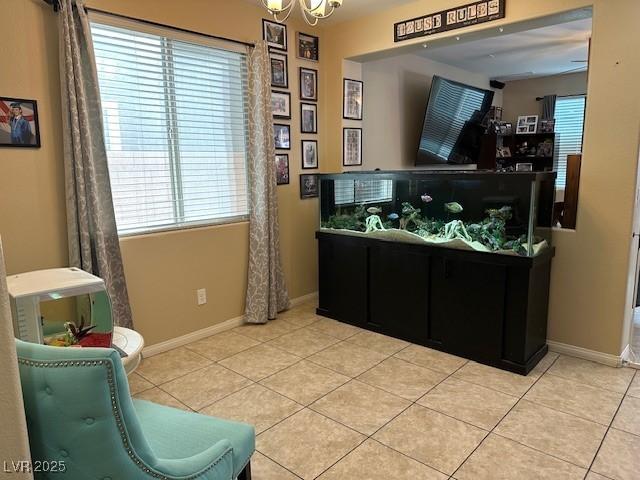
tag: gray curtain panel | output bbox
[542,94,557,120]
[0,237,33,478]
[244,42,290,324]
[59,0,133,329]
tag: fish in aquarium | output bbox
[444,202,463,214]
[421,194,433,203]
[321,200,547,256]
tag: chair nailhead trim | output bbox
[18,356,234,479]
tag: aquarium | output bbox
[319,170,556,257]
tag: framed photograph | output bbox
[271,91,291,119]
[300,174,319,199]
[299,67,318,102]
[516,115,538,134]
[274,123,291,150]
[343,127,362,166]
[300,102,317,134]
[516,162,533,172]
[0,97,40,148]
[297,32,319,61]
[270,51,288,89]
[301,139,318,169]
[343,78,364,120]
[263,19,287,51]
[539,119,555,133]
[496,146,511,158]
[275,153,290,185]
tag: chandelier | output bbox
[262,0,343,26]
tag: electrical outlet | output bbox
[197,288,207,306]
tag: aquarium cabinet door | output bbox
[430,257,506,363]
[369,244,430,343]
[317,234,368,327]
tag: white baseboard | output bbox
[547,340,626,368]
[142,291,318,358]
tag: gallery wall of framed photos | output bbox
[264,18,320,199]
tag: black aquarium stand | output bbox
[316,231,554,375]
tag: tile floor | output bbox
[130,301,640,480]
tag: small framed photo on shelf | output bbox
[496,146,511,158]
[516,162,533,172]
[538,119,555,133]
[271,91,291,119]
[270,51,288,89]
[516,115,538,134]
[0,97,41,148]
[301,139,318,169]
[275,153,290,185]
[300,173,319,199]
[343,127,362,166]
[274,123,291,150]
[263,19,287,51]
[300,102,317,134]
[343,78,363,120]
[299,67,318,102]
[297,32,319,61]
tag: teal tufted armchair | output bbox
[16,340,255,480]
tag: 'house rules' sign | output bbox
[394,0,506,43]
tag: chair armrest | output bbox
[151,439,234,479]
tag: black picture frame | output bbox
[270,50,289,89]
[301,139,318,169]
[343,78,364,120]
[300,173,319,199]
[275,153,290,185]
[296,32,319,62]
[271,90,291,119]
[0,97,41,148]
[343,127,363,167]
[274,123,291,150]
[262,19,287,51]
[300,102,317,134]
[299,67,318,102]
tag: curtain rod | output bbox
[86,7,255,49]
[535,94,587,101]
[41,2,255,49]
[42,0,60,11]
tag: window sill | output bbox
[118,216,249,240]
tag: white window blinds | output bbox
[90,17,249,235]
[419,80,487,162]
[554,95,586,188]
[334,179,394,206]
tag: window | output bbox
[419,80,488,162]
[334,179,394,206]
[554,95,586,187]
[90,15,249,235]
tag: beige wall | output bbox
[502,71,589,125]
[0,0,323,346]
[323,0,640,356]
[361,53,501,170]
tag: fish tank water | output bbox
[319,170,556,257]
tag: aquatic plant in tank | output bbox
[322,199,546,256]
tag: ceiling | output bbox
[249,0,417,25]
[319,0,417,25]
[416,18,592,81]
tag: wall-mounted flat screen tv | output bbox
[416,76,494,166]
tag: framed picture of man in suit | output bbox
[0,97,41,148]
